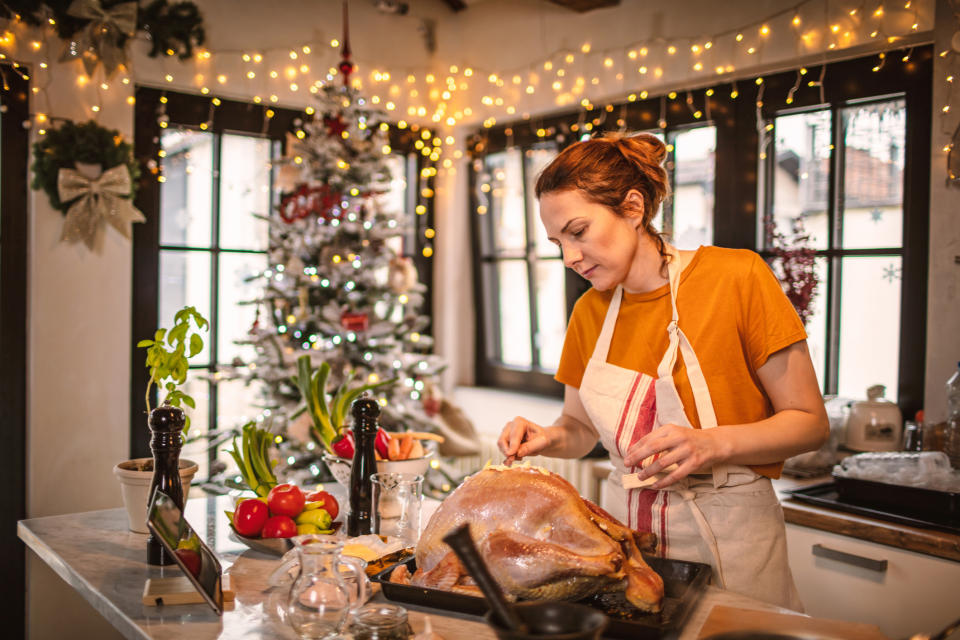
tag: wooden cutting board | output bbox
[697,605,890,640]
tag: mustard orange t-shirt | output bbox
[555,246,807,478]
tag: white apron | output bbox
[578,246,803,611]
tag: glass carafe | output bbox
[285,535,368,639]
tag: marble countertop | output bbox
[19,494,799,640]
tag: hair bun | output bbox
[621,133,667,164]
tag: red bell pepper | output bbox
[374,428,391,459]
[331,430,355,459]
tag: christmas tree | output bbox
[234,52,446,475]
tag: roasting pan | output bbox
[371,554,711,640]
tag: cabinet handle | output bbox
[812,543,888,572]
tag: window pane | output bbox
[159,249,212,366]
[526,146,560,257]
[497,260,531,367]
[179,377,211,480]
[216,378,267,434]
[801,257,830,391]
[534,259,566,372]
[770,111,831,250]
[160,129,213,247]
[381,154,411,255]
[841,100,905,249]
[487,150,526,253]
[671,127,716,249]
[219,134,271,251]
[218,252,269,365]
[837,256,901,401]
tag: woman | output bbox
[497,133,828,610]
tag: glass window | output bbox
[669,126,716,250]
[475,143,562,384]
[762,98,906,400]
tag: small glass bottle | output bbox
[146,403,185,566]
[349,603,412,640]
[348,394,379,537]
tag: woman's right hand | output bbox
[497,417,551,465]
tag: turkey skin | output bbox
[391,465,665,613]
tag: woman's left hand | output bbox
[622,424,725,489]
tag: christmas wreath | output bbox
[31,119,140,212]
[3,0,205,71]
[31,119,145,250]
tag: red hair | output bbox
[535,133,670,256]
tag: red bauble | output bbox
[340,311,368,332]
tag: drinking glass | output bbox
[370,472,423,547]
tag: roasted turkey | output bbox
[389,465,665,613]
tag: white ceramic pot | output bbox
[113,457,199,533]
[323,441,435,489]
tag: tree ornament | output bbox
[324,114,348,138]
[388,256,419,294]
[340,311,369,332]
[337,0,354,84]
[278,183,342,223]
[57,163,146,249]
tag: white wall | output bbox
[10,0,955,637]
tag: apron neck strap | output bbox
[593,285,623,361]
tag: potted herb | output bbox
[113,306,209,533]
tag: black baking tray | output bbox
[371,555,711,640]
[785,481,960,535]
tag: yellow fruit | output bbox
[295,508,332,529]
[296,523,321,535]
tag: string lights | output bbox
[0,0,940,178]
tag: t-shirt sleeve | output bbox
[554,298,592,389]
[741,252,808,371]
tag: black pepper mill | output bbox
[348,394,379,537]
[146,403,185,566]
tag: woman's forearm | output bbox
[708,408,829,467]
[541,413,599,459]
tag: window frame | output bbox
[468,47,931,417]
[0,62,29,640]
[131,87,434,461]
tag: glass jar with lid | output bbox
[348,603,412,640]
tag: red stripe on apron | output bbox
[626,384,658,531]
[613,373,642,458]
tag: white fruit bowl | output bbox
[322,440,436,488]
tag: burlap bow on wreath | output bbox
[58,0,137,77]
[57,164,145,250]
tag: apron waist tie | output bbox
[670,484,726,589]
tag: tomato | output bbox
[233,497,269,537]
[173,548,201,577]
[306,490,340,521]
[261,515,298,538]
[267,483,305,518]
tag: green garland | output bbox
[2,0,205,61]
[31,119,140,213]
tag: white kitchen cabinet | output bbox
[785,522,960,638]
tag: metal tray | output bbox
[785,481,960,535]
[832,475,960,525]
[371,555,711,640]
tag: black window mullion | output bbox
[823,106,843,396]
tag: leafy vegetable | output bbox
[227,422,279,497]
[293,354,396,452]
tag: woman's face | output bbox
[539,189,640,291]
